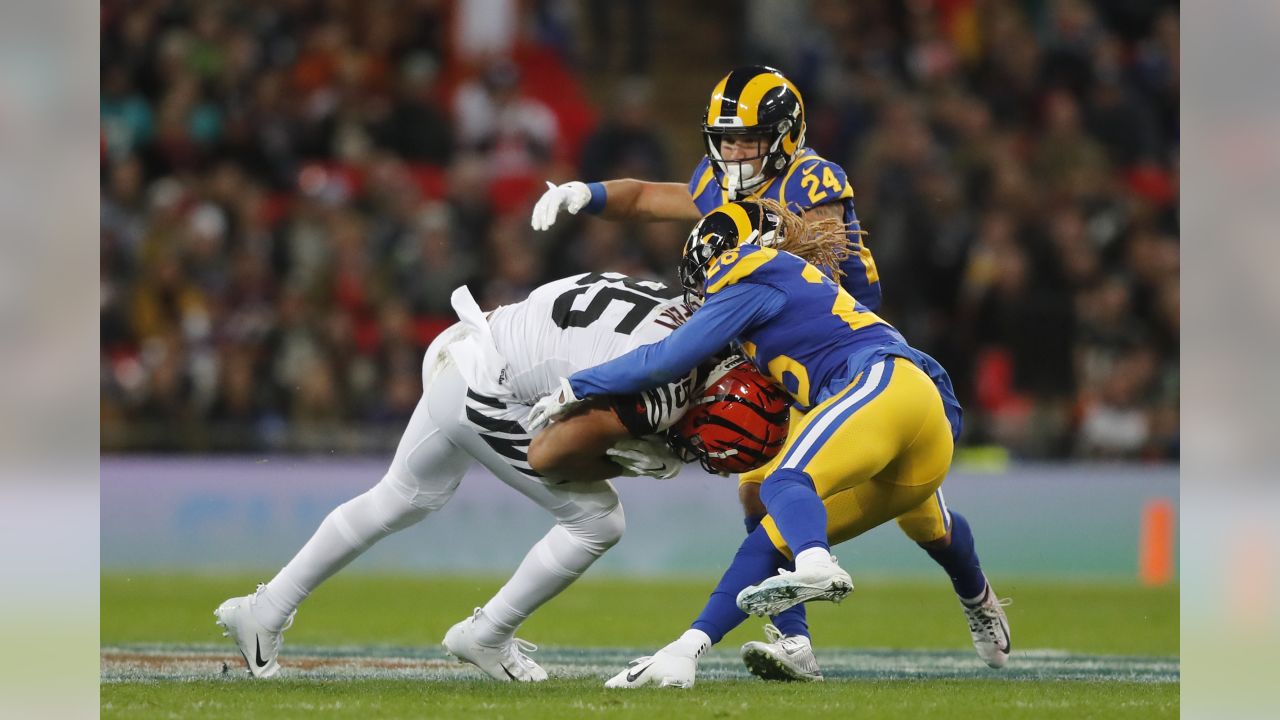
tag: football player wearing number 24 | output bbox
[528,200,1011,688]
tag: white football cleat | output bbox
[605,650,698,689]
[442,608,548,682]
[962,583,1012,668]
[736,556,854,616]
[214,585,294,678]
[740,624,823,682]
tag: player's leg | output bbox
[460,479,625,648]
[428,363,625,680]
[622,360,953,687]
[694,361,933,640]
[216,329,474,676]
[896,495,1011,668]
[738,478,819,681]
[743,357,951,615]
[253,391,471,625]
[739,359,904,616]
[739,408,812,643]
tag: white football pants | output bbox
[255,326,626,641]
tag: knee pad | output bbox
[559,502,626,558]
[364,476,433,532]
[759,469,816,507]
[384,457,462,514]
[328,477,431,550]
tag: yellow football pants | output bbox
[745,356,955,555]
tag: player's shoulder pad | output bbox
[688,156,716,196]
[703,243,779,296]
[781,151,854,210]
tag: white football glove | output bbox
[526,377,585,431]
[607,436,683,480]
[531,180,592,231]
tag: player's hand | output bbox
[526,377,585,431]
[531,180,592,231]
[607,437,683,480]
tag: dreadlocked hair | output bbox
[751,197,862,284]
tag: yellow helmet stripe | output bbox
[736,74,785,127]
[705,74,731,125]
[715,202,758,242]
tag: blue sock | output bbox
[922,511,987,601]
[743,513,809,638]
[692,527,789,644]
[759,469,829,557]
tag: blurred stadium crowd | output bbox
[100,0,1178,460]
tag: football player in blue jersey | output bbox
[528,200,1011,688]
[532,65,880,311]
[533,66,896,679]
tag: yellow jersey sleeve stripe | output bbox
[707,247,777,294]
[857,244,880,284]
[692,166,716,199]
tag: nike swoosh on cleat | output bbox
[500,663,518,681]
[255,637,269,668]
[626,662,655,683]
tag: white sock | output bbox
[794,547,834,573]
[255,479,430,632]
[472,524,599,646]
[960,582,991,607]
[664,629,712,658]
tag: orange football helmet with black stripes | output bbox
[668,357,790,474]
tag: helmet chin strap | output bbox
[724,161,766,200]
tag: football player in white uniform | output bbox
[215,272,702,681]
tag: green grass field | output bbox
[102,574,1178,719]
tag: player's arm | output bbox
[598,180,702,222]
[527,404,630,483]
[802,201,844,223]
[528,391,688,482]
[568,283,783,399]
[531,179,701,230]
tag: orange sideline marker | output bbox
[1138,498,1175,586]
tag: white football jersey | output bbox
[488,272,694,407]
[447,273,697,480]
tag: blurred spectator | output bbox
[579,79,668,182]
[587,0,653,75]
[373,53,454,165]
[453,59,559,213]
[100,0,1178,460]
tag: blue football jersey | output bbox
[701,244,899,411]
[687,148,882,311]
[569,243,962,433]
